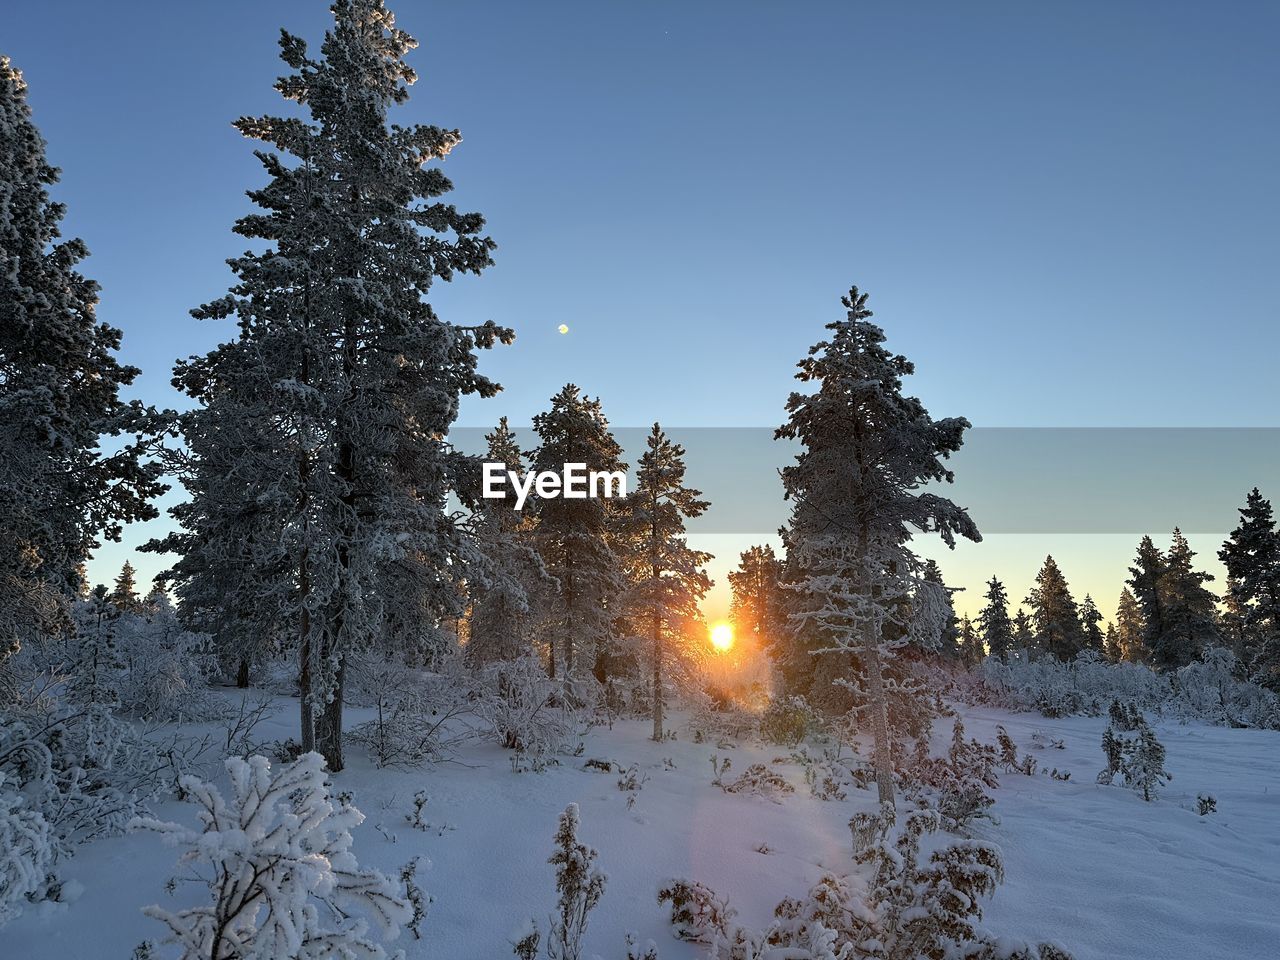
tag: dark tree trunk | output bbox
[315,653,345,771]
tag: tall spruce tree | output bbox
[621,425,712,740]
[727,544,787,656]
[778,286,980,813]
[155,0,510,768]
[1128,536,1168,664]
[1103,623,1121,663]
[1024,556,1084,661]
[1080,594,1105,655]
[919,559,960,659]
[1218,488,1280,686]
[957,614,982,666]
[1012,607,1036,653]
[976,576,1014,663]
[110,561,142,614]
[529,385,626,680]
[466,418,550,664]
[1113,587,1146,663]
[0,58,164,672]
[1156,529,1219,670]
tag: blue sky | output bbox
[7,1,1278,620]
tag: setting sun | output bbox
[709,621,734,652]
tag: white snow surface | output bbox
[2,694,1276,959]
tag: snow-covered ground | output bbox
[3,695,1277,960]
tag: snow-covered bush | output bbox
[1175,647,1280,728]
[132,752,410,960]
[112,599,217,722]
[471,656,586,769]
[793,748,851,801]
[686,689,756,745]
[658,812,1075,960]
[347,655,474,767]
[513,803,649,960]
[978,649,1280,729]
[0,701,169,855]
[758,695,816,746]
[656,878,737,944]
[995,726,1037,776]
[899,719,999,834]
[0,770,51,925]
[716,761,795,802]
[546,803,605,960]
[1096,715,1171,801]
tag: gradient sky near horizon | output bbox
[6,1,1279,623]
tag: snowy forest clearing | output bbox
[3,691,1275,960]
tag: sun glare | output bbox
[710,622,734,652]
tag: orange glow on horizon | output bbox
[709,621,734,652]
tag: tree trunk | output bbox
[861,622,896,812]
[651,609,663,741]
[298,570,314,754]
[236,657,250,689]
[315,653,345,772]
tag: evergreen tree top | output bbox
[777,286,980,552]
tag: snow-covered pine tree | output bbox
[1012,607,1036,654]
[1080,594,1105,655]
[154,0,511,768]
[727,544,787,656]
[67,585,124,710]
[619,424,712,740]
[1156,529,1219,670]
[530,385,626,680]
[1128,720,1172,801]
[1218,488,1280,688]
[1113,587,1147,663]
[1024,556,1084,661]
[468,418,552,664]
[145,338,303,689]
[918,559,960,659]
[1128,536,1168,666]
[957,614,982,667]
[977,575,1014,662]
[1103,623,1121,663]
[0,58,164,675]
[777,286,980,812]
[110,561,143,614]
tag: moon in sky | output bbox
[558,324,569,334]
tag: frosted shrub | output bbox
[347,655,473,767]
[686,688,756,745]
[979,649,1279,729]
[899,719,999,834]
[0,770,51,925]
[472,656,585,768]
[721,763,795,801]
[0,701,167,856]
[1096,715,1171,801]
[514,804,651,960]
[1176,647,1280,728]
[112,600,217,722]
[658,812,1075,960]
[656,878,737,943]
[132,753,410,960]
[546,803,606,960]
[758,695,816,746]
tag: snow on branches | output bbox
[132,752,410,960]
